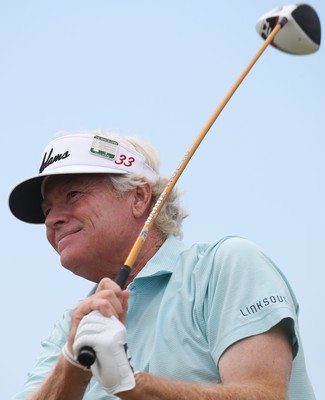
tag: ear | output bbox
[132,183,153,218]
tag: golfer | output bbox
[9,130,315,399]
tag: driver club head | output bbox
[256,3,321,54]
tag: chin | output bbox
[60,260,98,282]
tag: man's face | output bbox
[42,174,136,282]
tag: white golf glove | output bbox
[72,310,136,395]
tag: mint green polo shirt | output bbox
[12,235,315,399]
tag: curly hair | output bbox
[92,129,188,238]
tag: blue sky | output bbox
[1,1,324,398]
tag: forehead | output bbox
[42,174,109,195]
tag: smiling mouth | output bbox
[56,230,80,248]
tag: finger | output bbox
[93,289,124,315]
[97,277,123,300]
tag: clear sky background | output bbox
[1,1,324,398]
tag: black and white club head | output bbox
[256,3,321,54]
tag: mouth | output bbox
[56,229,81,249]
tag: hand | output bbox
[73,310,136,395]
[67,277,129,354]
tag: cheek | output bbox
[91,197,131,227]
[89,210,131,246]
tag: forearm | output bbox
[118,372,286,400]
[28,355,92,400]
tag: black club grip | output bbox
[77,346,96,368]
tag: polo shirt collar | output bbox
[131,235,187,281]
[88,235,187,295]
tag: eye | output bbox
[43,208,51,217]
[67,190,82,200]
[67,190,84,202]
[41,203,51,218]
[41,200,51,218]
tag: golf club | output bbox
[77,3,321,368]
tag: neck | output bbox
[125,229,166,286]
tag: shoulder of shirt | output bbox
[190,235,260,255]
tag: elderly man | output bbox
[9,130,315,399]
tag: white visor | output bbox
[9,133,159,224]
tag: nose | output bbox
[44,204,69,229]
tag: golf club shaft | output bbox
[78,18,287,368]
[115,19,286,289]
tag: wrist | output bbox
[117,372,146,400]
[55,354,93,388]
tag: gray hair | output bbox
[93,129,188,239]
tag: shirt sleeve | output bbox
[199,237,299,366]
[11,310,71,400]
